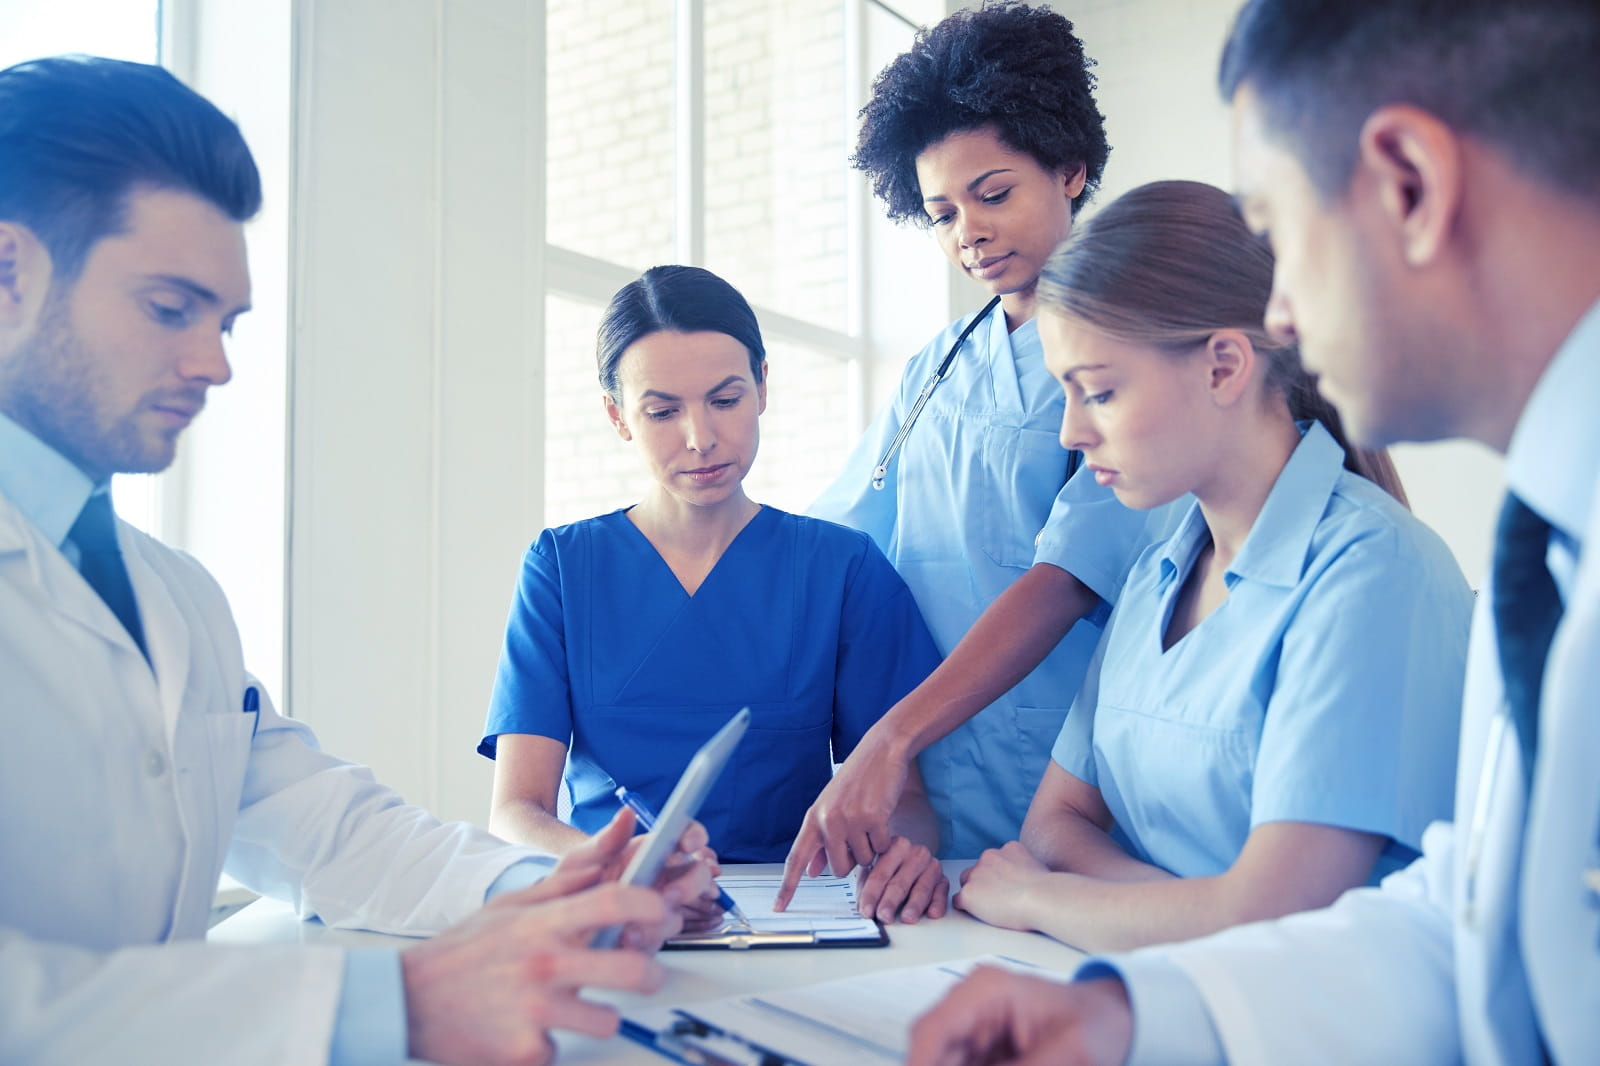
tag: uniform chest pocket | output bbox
[980,424,1072,570]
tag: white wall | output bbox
[287,0,545,823]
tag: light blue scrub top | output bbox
[1052,421,1474,881]
[810,308,1170,857]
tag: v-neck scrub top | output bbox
[810,309,1172,857]
[1051,422,1475,882]
[479,506,941,862]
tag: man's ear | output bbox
[1355,104,1462,269]
[0,221,52,332]
[603,392,632,441]
[1203,329,1256,408]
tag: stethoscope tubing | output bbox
[871,296,1003,490]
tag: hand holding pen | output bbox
[615,786,752,930]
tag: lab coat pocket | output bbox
[204,712,257,857]
[980,424,1071,570]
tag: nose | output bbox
[683,406,716,455]
[1059,394,1097,454]
[955,210,991,250]
[1263,286,1297,347]
[179,330,233,387]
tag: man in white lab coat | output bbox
[905,1,1600,1063]
[0,55,708,1065]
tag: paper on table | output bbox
[627,954,1052,1064]
[717,875,878,939]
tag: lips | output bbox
[966,253,1014,280]
[682,463,733,483]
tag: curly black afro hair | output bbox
[853,1,1109,225]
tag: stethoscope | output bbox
[871,296,1002,490]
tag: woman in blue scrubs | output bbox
[953,181,1474,951]
[782,4,1167,906]
[480,266,949,921]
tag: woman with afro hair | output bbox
[779,2,1178,917]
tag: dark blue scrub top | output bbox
[480,506,941,862]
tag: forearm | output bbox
[1020,810,1172,884]
[488,800,591,856]
[1022,871,1246,953]
[867,563,1098,758]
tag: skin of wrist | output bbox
[863,719,918,768]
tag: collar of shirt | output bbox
[0,411,97,550]
[1157,420,1344,592]
[1503,296,1600,560]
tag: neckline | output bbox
[612,504,771,598]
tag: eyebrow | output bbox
[1059,363,1108,381]
[638,375,747,403]
[145,273,253,316]
[923,168,1017,203]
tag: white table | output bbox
[209,862,1085,1063]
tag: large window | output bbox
[542,0,874,526]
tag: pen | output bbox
[614,786,751,928]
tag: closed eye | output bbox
[1084,391,1112,406]
[145,299,193,329]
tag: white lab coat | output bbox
[0,490,548,1064]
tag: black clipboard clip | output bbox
[622,1011,810,1066]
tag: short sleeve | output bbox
[830,536,942,759]
[478,531,576,758]
[1034,464,1170,609]
[1049,609,1116,786]
[1250,525,1471,850]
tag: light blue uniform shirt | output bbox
[810,309,1171,857]
[1053,421,1472,882]
[1085,301,1600,1066]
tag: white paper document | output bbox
[625,954,1054,1064]
[716,875,880,940]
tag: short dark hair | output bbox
[0,55,262,280]
[596,265,766,396]
[1218,0,1600,202]
[853,1,1108,225]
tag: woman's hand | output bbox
[776,736,909,909]
[856,835,949,924]
[952,841,1051,932]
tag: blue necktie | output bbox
[70,491,149,661]
[1490,492,1562,781]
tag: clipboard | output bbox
[663,874,888,950]
[664,920,888,951]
